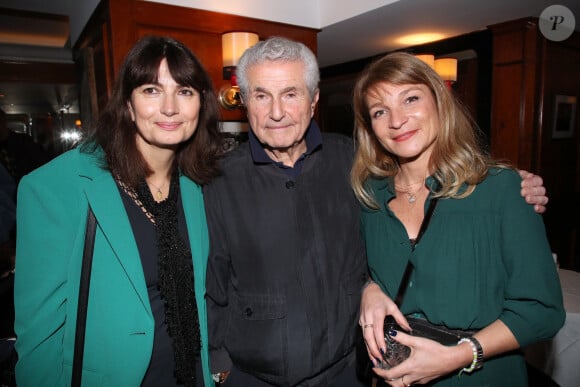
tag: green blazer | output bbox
[14,147,212,386]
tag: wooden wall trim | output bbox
[104,0,319,82]
[489,17,543,170]
[108,0,138,77]
[134,1,319,45]
[0,61,76,83]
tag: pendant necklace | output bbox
[148,180,168,201]
[395,181,424,204]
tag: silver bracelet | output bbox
[457,336,484,374]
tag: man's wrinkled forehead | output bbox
[247,61,308,90]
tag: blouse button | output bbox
[245,307,253,317]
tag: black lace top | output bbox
[118,175,203,386]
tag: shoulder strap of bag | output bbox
[71,207,97,387]
[393,198,438,307]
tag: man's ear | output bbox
[311,88,320,117]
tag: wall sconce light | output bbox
[434,58,457,89]
[219,32,259,109]
[414,54,458,89]
[415,54,435,69]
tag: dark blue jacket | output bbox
[205,128,367,386]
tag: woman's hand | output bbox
[359,281,409,366]
[375,320,519,386]
[373,330,468,386]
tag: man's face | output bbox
[243,61,319,157]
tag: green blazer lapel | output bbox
[180,175,212,387]
[180,176,213,387]
[180,176,208,287]
[80,158,151,315]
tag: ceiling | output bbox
[0,0,579,116]
[318,0,579,67]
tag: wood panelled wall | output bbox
[489,19,543,171]
[74,0,318,122]
[490,18,580,269]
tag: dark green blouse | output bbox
[361,168,565,386]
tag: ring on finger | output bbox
[401,375,412,387]
[363,323,374,328]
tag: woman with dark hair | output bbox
[14,35,222,386]
[353,52,564,387]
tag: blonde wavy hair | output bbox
[351,52,504,209]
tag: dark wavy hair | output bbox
[82,35,222,186]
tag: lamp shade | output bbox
[434,58,457,82]
[222,32,259,67]
[415,54,435,69]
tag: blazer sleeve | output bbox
[14,169,84,386]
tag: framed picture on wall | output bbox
[552,95,577,139]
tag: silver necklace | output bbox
[395,182,424,204]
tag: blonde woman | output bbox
[353,52,564,387]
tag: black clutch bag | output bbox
[381,315,474,369]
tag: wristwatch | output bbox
[212,371,230,384]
